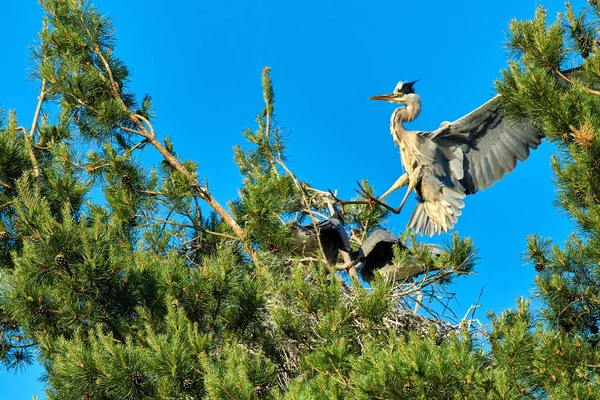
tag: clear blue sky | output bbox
[0,0,585,397]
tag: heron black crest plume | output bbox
[396,80,419,94]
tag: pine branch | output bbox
[274,156,332,270]
[61,5,260,265]
[262,67,279,177]
[127,114,259,264]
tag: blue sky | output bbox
[0,0,586,397]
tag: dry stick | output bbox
[79,10,121,101]
[29,80,47,140]
[19,127,40,180]
[127,115,258,263]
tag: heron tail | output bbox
[408,186,465,236]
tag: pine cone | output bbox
[577,34,590,58]
[83,392,91,400]
[172,299,180,309]
[37,305,50,317]
[132,371,144,385]
[121,175,132,187]
[268,243,279,253]
[588,0,598,6]
[183,379,193,391]
[254,386,265,397]
[534,262,545,272]
[0,231,8,241]
[39,264,47,273]
[55,253,68,267]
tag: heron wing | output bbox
[358,229,401,281]
[317,217,352,263]
[359,229,398,257]
[293,217,351,263]
[427,95,541,193]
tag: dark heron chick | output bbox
[355,229,405,282]
[355,229,442,283]
[292,215,352,265]
[368,79,543,236]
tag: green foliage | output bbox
[1,1,599,399]
[498,0,600,343]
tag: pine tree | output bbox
[0,1,599,399]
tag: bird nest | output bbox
[383,309,459,344]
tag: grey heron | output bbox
[292,214,352,265]
[367,80,541,236]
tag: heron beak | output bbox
[369,93,404,102]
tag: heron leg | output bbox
[394,180,416,214]
[379,173,409,201]
[356,179,415,215]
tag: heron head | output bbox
[369,80,419,104]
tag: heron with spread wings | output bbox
[367,80,541,236]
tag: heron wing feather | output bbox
[360,229,397,256]
[428,95,541,192]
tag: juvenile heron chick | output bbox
[292,215,352,264]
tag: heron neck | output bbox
[395,96,421,123]
[391,102,420,137]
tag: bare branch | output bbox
[118,125,143,135]
[552,65,600,97]
[29,79,47,141]
[17,80,46,180]
[0,179,14,191]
